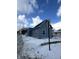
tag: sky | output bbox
[17,0,61,30]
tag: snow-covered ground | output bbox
[18,35,61,59]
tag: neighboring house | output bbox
[53,29,61,38]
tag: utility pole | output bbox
[48,20,51,51]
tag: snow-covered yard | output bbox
[18,35,61,59]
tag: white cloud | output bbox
[57,0,61,17]
[57,0,61,3]
[57,7,61,17]
[17,15,29,31]
[39,10,44,13]
[17,0,39,30]
[17,0,38,15]
[30,0,38,9]
[17,15,43,30]
[46,0,48,4]
[51,22,61,30]
[31,16,43,27]
[18,15,25,21]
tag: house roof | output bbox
[33,20,53,30]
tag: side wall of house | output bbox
[32,21,53,39]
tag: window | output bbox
[43,31,45,34]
